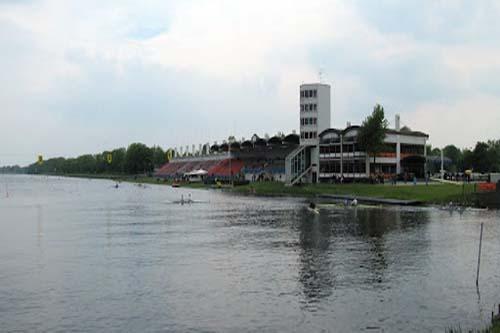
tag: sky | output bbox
[1,0,500,166]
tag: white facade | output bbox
[299,83,331,146]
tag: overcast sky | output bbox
[1,0,499,165]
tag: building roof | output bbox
[300,82,330,87]
[386,129,429,138]
[319,126,429,139]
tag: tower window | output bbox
[313,104,317,111]
[300,104,304,111]
[313,90,317,98]
[300,91,304,98]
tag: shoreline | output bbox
[19,173,479,206]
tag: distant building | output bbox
[285,83,428,185]
[157,82,429,184]
[317,124,429,182]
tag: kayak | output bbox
[307,207,320,214]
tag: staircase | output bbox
[285,145,311,186]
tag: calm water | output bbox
[0,175,499,332]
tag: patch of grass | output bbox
[447,321,500,333]
[232,181,475,204]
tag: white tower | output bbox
[299,83,331,145]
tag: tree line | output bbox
[0,143,168,175]
[427,140,500,174]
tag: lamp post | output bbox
[440,149,445,180]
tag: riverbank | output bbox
[61,173,208,189]
[233,181,475,205]
[55,173,475,205]
[448,320,500,332]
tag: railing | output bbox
[285,146,311,185]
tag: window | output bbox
[305,104,309,111]
[305,132,309,139]
[313,118,317,125]
[301,132,304,139]
[309,90,313,97]
[300,91,304,98]
[313,104,317,111]
[313,90,317,98]
[304,118,308,125]
[300,119,304,126]
[300,104,304,111]
[305,90,309,98]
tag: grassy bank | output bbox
[232,181,475,204]
[47,173,475,205]
[447,321,500,333]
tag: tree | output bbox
[462,148,474,170]
[430,148,442,156]
[151,145,166,168]
[425,145,433,156]
[124,143,154,174]
[110,148,126,173]
[76,154,97,173]
[357,104,388,173]
[472,142,490,173]
[443,145,463,172]
[487,140,500,172]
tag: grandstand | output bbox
[155,133,299,183]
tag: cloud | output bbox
[0,0,500,165]
[408,94,500,149]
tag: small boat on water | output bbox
[307,207,320,214]
[307,202,320,214]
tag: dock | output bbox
[317,194,423,206]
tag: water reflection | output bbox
[297,210,335,307]
[36,204,43,248]
[296,207,431,306]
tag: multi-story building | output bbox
[286,83,428,185]
[299,83,331,145]
[318,121,429,182]
[158,81,429,185]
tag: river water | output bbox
[0,175,499,332]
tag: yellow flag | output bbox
[166,149,173,161]
[106,153,113,164]
[37,155,43,165]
